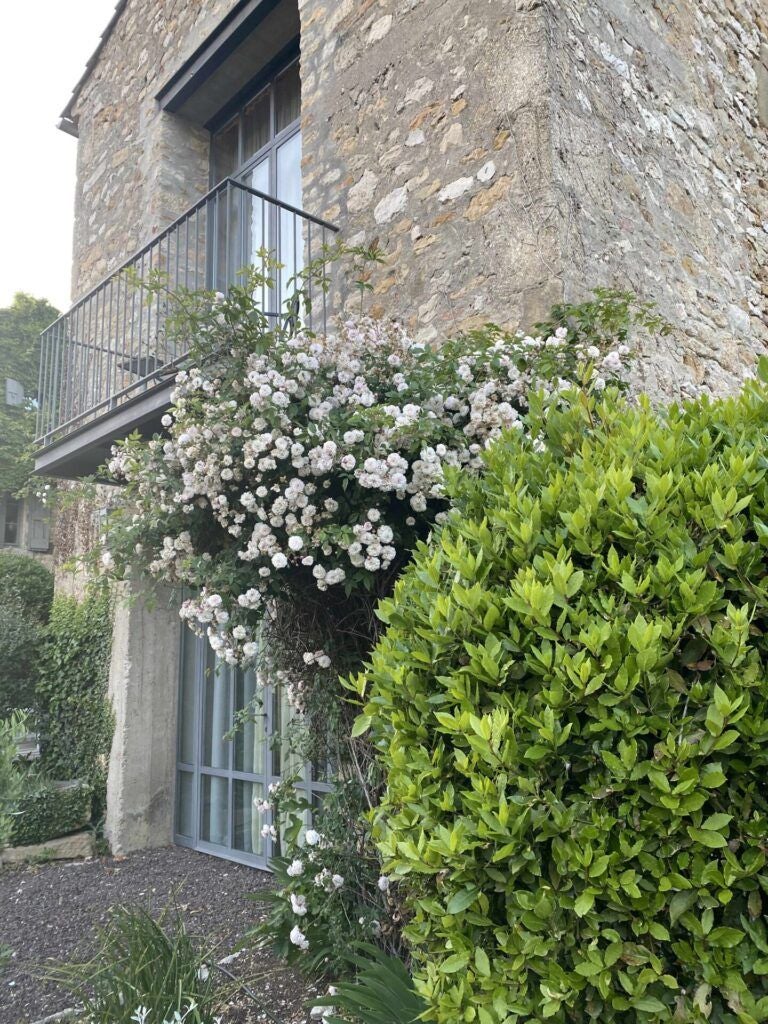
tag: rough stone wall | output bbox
[70,0,766,389]
[70,0,242,298]
[299,0,571,342]
[550,0,768,399]
[300,0,766,390]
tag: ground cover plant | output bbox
[352,367,768,1023]
[43,904,220,1024]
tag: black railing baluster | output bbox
[35,180,338,446]
[261,195,267,313]
[306,221,313,333]
[322,227,328,335]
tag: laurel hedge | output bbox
[353,371,768,1023]
[36,591,113,822]
[10,778,92,848]
[0,553,53,713]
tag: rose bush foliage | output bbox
[101,279,646,670]
[352,371,768,1023]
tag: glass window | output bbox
[202,656,230,770]
[234,669,267,774]
[3,496,20,545]
[275,62,301,134]
[212,117,239,181]
[210,58,301,186]
[243,88,271,159]
[178,627,200,765]
[176,772,195,838]
[233,780,265,856]
[201,775,229,846]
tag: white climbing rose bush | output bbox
[101,283,650,666]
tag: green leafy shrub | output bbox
[252,777,400,976]
[354,371,768,1022]
[43,904,218,1024]
[0,710,27,849]
[0,554,53,713]
[0,553,54,621]
[36,590,113,820]
[0,599,44,714]
[10,778,91,847]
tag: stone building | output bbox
[35,0,767,864]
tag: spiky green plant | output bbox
[309,944,425,1024]
[42,904,220,1024]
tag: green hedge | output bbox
[0,554,53,713]
[37,590,113,822]
[11,778,91,847]
[0,553,54,622]
[0,711,26,849]
[356,373,768,1023]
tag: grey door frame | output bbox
[174,627,333,869]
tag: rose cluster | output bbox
[104,295,628,667]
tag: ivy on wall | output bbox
[36,589,114,821]
[10,779,92,848]
[0,554,54,714]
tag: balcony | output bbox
[35,178,338,478]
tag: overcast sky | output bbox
[0,1,118,313]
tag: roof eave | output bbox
[57,0,129,135]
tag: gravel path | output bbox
[0,846,316,1024]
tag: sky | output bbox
[0,0,118,313]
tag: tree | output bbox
[0,293,59,494]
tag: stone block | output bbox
[1,831,95,865]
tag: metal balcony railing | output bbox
[35,178,338,448]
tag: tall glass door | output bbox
[175,626,332,869]
[210,59,304,312]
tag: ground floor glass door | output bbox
[175,627,332,869]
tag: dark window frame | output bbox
[208,48,301,190]
[2,494,21,547]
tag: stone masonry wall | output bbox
[299,0,767,396]
[299,0,571,342]
[70,0,242,298]
[550,0,768,399]
[71,0,767,393]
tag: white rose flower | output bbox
[289,925,309,951]
[272,552,288,568]
[290,893,308,916]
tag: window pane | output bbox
[178,628,200,764]
[212,117,239,182]
[234,669,267,774]
[275,62,301,133]
[202,657,230,769]
[276,132,303,306]
[201,775,228,846]
[3,497,19,545]
[272,684,303,779]
[176,771,195,838]
[243,89,271,162]
[233,780,265,856]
